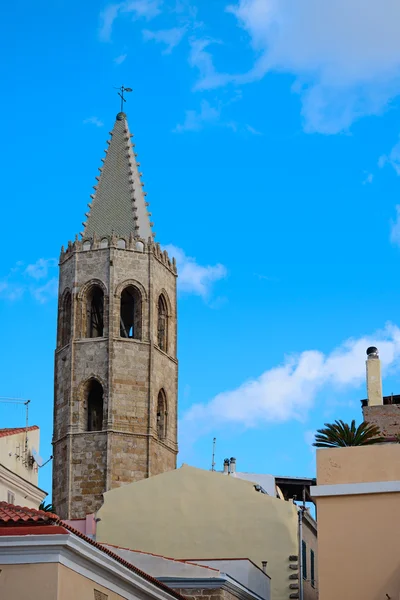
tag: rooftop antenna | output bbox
[211,437,216,471]
[114,85,133,113]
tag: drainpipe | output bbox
[298,506,304,600]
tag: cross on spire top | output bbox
[115,85,133,113]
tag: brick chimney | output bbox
[366,346,383,406]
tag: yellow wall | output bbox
[0,562,59,600]
[316,445,400,600]
[0,562,137,600]
[97,465,299,600]
[58,564,127,600]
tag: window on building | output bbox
[120,286,142,339]
[94,591,108,600]
[87,286,104,338]
[157,294,168,352]
[310,549,315,588]
[7,491,15,505]
[157,389,167,439]
[302,540,307,580]
[61,291,72,346]
[87,379,104,432]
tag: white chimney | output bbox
[223,458,230,474]
[230,457,236,474]
[366,346,383,406]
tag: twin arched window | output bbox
[86,379,104,431]
[120,286,142,339]
[60,291,72,347]
[80,284,170,349]
[157,389,167,439]
[157,294,168,352]
[87,286,104,338]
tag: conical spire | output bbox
[82,112,153,240]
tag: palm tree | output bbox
[39,501,55,513]
[313,419,385,448]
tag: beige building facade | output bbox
[96,465,307,600]
[311,444,400,600]
[0,502,186,600]
[53,111,178,519]
[0,426,47,508]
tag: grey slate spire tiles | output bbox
[82,112,153,240]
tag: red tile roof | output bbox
[0,502,184,600]
[0,426,39,439]
[0,502,58,523]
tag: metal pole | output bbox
[211,437,216,471]
[298,506,304,600]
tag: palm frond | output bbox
[313,419,385,448]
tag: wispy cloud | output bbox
[83,116,104,127]
[25,258,57,280]
[189,38,232,91]
[31,278,59,304]
[362,172,374,185]
[246,124,262,135]
[163,245,227,298]
[379,138,400,175]
[181,323,400,436]
[390,205,400,247]
[174,100,221,133]
[143,26,187,53]
[0,258,58,303]
[114,53,127,64]
[187,0,400,133]
[99,0,162,42]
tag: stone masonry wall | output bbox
[363,404,400,437]
[53,241,178,519]
[173,588,239,600]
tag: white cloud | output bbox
[379,138,400,175]
[190,0,400,133]
[390,205,400,247]
[99,3,122,41]
[163,245,227,297]
[0,281,25,301]
[181,323,400,432]
[25,258,57,280]
[99,0,162,41]
[83,116,104,127]
[143,26,187,53]
[31,278,58,304]
[174,100,221,132]
[0,258,58,303]
[246,124,262,135]
[362,173,373,185]
[114,53,127,64]
[304,430,316,447]
[189,38,232,91]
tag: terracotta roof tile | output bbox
[0,502,184,600]
[0,502,57,523]
[0,426,39,439]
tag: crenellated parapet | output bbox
[59,233,177,274]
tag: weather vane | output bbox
[115,85,133,113]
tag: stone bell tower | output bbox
[52,111,178,520]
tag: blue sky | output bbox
[3,0,400,498]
